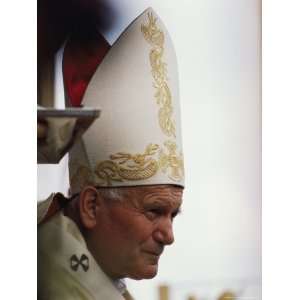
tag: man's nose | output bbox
[153,218,174,245]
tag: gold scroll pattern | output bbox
[71,143,184,187]
[95,144,160,186]
[159,141,184,182]
[141,12,176,138]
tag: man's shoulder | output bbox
[38,193,69,225]
[38,254,95,300]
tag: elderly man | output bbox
[38,8,184,300]
[65,184,182,279]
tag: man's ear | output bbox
[79,186,102,229]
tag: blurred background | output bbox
[38,0,261,299]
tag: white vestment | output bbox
[38,196,126,300]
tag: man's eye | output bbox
[145,209,161,220]
[171,209,180,221]
[171,213,177,220]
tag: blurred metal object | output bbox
[159,285,169,300]
[37,107,100,164]
[218,291,236,300]
[187,295,197,300]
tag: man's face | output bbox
[88,185,183,280]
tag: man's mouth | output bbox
[143,251,161,265]
[144,249,163,257]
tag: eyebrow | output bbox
[144,198,181,208]
[143,199,182,215]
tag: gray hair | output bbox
[97,187,125,202]
[69,186,129,205]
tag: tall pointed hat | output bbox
[69,7,185,194]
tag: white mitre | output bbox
[69,7,184,194]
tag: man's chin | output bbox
[129,265,158,280]
[143,266,158,279]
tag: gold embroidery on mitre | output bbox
[159,141,184,181]
[71,142,184,187]
[94,144,160,186]
[141,12,176,138]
